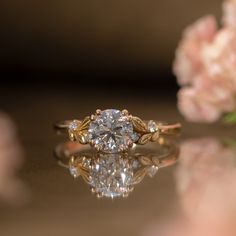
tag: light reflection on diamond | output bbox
[67,150,162,199]
[89,153,135,198]
[88,109,137,153]
[69,120,79,131]
[69,163,80,178]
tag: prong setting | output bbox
[91,187,96,193]
[96,109,101,115]
[128,140,133,148]
[90,114,96,121]
[122,109,129,116]
[96,192,103,198]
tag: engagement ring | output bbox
[55,109,181,153]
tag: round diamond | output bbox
[89,153,134,198]
[88,109,137,153]
[147,165,159,177]
[69,120,79,131]
[148,120,157,133]
[69,165,79,178]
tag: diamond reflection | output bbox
[68,152,156,198]
[88,153,136,198]
[56,139,179,199]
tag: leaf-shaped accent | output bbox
[133,168,147,184]
[131,116,148,133]
[79,166,90,183]
[68,131,76,141]
[77,131,88,144]
[151,132,159,142]
[138,155,153,166]
[151,157,160,166]
[138,133,152,145]
[79,116,91,131]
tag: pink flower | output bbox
[177,73,235,122]
[173,16,217,85]
[222,0,236,29]
[177,29,236,123]
[173,3,236,123]
[178,87,221,123]
[194,74,235,111]
[202,28,236,92]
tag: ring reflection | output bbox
[55,138,179,199]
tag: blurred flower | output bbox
[176,138,236,224]
[143,137,236,236]
[203,28,236,91]
[178,74,235,122]
[223,0,236,29]
[0,112,29,206]
[174,0,236,123]
[173,15,217,85]
[178,87,221,123]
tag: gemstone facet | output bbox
[89,153,134,198]
[69,165,79,178]
[69,120,79,131]
[148,120,157,133]
[88,109,137,153]
[147,165,159,177]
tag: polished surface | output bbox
[0,87,235,236]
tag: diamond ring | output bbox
[55,138,179,198]
[54,109,181,153]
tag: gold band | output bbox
[54,120,181,136]
[54,109,181,153]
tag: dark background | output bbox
[0,0,222,91]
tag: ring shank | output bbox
[54,120,181,135]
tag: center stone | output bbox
[88,109,137,153]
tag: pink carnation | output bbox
[178,87,221,123]
[202,28,236,91]
[174,1,236,123]
[177,74,235,122]
[173,15,217,85]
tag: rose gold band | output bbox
[54,120,181,136]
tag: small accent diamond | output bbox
[147,165,159,177]
[69,165,79,178]
[148,120,157,133]
[131,132,140,142]
[69,120,79,131]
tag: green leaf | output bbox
[223,112,236,125]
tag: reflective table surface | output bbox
[0,87,235,236]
